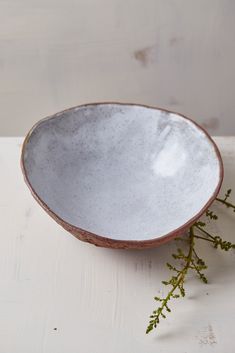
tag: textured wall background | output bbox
[0,0,235,136]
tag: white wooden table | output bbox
[0,137,235,353]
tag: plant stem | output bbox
[146,227,195,333]
[195,225,215,240]
[216,197,235,211]
[187,227,195,264]
[192,248,201,261]
[164,227,194,300]
[194,235,214,243]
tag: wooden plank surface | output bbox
[0,137,235,353]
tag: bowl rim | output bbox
[20,102,224,249]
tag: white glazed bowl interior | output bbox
[23,104,222,241]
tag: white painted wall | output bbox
[0,0,235,136]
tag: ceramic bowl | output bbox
[21,103,223,249]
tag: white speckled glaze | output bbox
[22,103,222,242]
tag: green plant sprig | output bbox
[216,189,235,212]
[146,189,235,334]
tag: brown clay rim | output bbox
[21,102,224,249]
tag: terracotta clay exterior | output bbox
[21,102,224,249]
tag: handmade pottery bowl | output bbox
[21,103,223,249]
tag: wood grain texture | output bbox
[1,1,235,136]
[0,137,235,352]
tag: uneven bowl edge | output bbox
[20,102,224,249]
